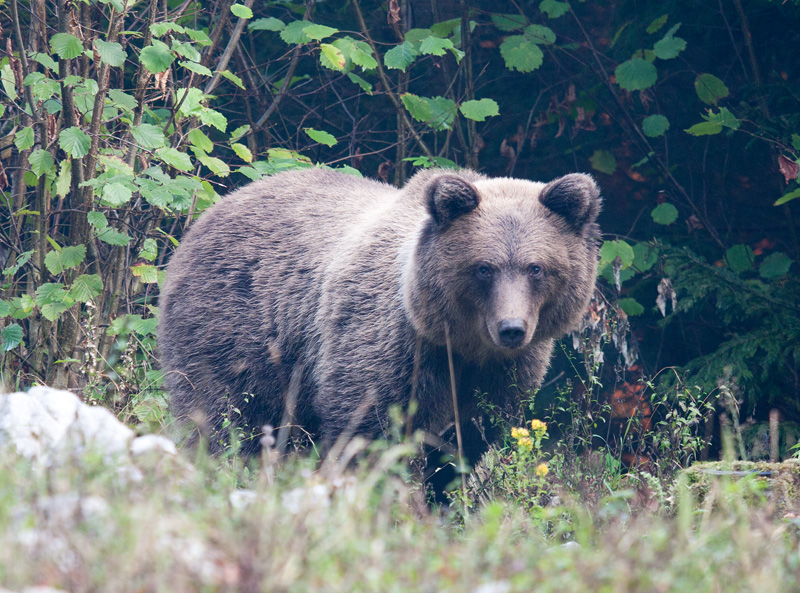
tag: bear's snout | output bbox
[497,318,527,349]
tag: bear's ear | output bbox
[539,173,602,230]
[425,175,480,228]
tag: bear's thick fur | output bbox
[158,168,602,452]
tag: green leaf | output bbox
[131,123,166,149]
[188,128,213,153]
[725,244,754,273]
[653,24,686,60]
[320,43,346,71]
[305,128,337,147]
[249,17,285,31]
[41,302,71,321]
[459,99,500,122]
[524,24,556,45]
[56,160,72,198]
[430,18,461,39]
[150,22,185,37]
[31,52,59,71]
[346,72,373,94]
[197,154,231,177]
[651,202,679,225]
[88,211,108,230]
[705,107,740,130]
[70,274,103,302]
[139,238,158,261]
[695,73,729,105]
[1,324,24,351]
[685,121,722,136]
[29,149,55,178]
[405,28,433,43]
[419,36,454,57]
[304,24,338,41]
[599,240,635,268]
[45,244,86,275]
[775,188,800,206]
[499,36,544,73]
[589,149,617,175]
[185,27,212,46]
[647,14,669,34]
[97,227,131,246]
[109,88,138,113]
[618,298,645,316]
[94,39,126,67]
[132,316,159,336]
[401,94,457,131]
[539,0,570,18]
[35,283,67,306]
[230,125,250,142]
[632,242,658,272]
[198,108,227,132]
[156,147,193,172]
[15,127,35,151]
[231,142,253,162]
[102,182,133,206]
[280,21,314,44]
[230,3,253,19]
[384,41,419,72]
[131,264,159,283]
[491,14,527,31]
[759,252,793,279]
[219,70,245,89]
[140,41,175,73]
[346,40,378,70]
[615,57,657,91]
[1,64,17,101]
[180,60,212,76]
[50,33,84,59]
[59,127,91,158]
[4,250,33,276]
[642,114,669,138]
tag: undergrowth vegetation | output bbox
[1,0,798,439]
[1,437,799,593]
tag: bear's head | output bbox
[405,171,602,362]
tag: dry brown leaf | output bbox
[778,154,799,184]
[387,0,401,24]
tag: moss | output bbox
[680,459,800,515]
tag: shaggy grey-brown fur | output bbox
[158,168,602,452]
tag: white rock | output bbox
[0,386,133,463]
[131,434,178,457]
[473,581,511,593]
[0,386,179,469]
[229,489,258,510]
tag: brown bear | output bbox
[158,168,601,454]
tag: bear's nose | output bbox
[497,318,527,348]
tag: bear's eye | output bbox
[475,264,494,281]
[528,264,543,278]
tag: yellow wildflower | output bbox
[516,436,534,451]
[530,419,547,433]
[535,463,549,477]
[511,426,530,440]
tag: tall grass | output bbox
[0,437,797,593]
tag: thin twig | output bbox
[444,322,468,516]
[203,0,255,95]
[351,0,433,158]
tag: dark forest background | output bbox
[0,0,798,461]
